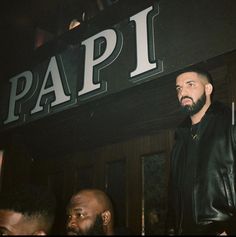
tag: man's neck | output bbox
[191,101,211,125]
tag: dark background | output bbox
[0,0,119,82]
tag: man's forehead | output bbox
[68,192,103,214]
[69,193,95,207]
[176,71,206,84]
[71,192,92,201]
[0,210,24,224]
[0,210,26,234]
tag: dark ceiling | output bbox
[0,0,110,82]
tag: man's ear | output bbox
[101,210,111,226]
[205,83,213,96]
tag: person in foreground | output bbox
[166,67,236,235]
[0,184,56,235]
[66,188,114,235]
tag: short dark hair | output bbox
[177,66,214,85]
[0,184,56,233]
[176,66,214,98]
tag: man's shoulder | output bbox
[205,101,236,133]
[209,101,232,116]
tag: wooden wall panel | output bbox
[70,130,173,234]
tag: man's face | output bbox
[176,72,208,116]
[66,192,105,235]
[0,210,35,235]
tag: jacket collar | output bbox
[178,100,228,129]
[175,101,230,140]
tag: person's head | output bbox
[66,188,114,235]
[175,67,214,117]
[0,184,56,235]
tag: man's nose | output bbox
[180,86,188,96]
[67,217,77,228]
[179,88,190,101]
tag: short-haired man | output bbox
[66,188,114,235]
[0,184,56,235]
[166,67,236,235]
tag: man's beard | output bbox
[180,92,206,116]
[84,215,105,235]
[67,215,105,236]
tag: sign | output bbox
[1,2,163,128]
[1,0,236,130]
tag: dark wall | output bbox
[1,51,236,234]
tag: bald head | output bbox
[70,189,113,214]
[66,189,114,235]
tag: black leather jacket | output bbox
[167,101,236,234]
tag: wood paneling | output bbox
[66,130,173,234]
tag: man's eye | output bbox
[176,87,181,93]
[76,213,85,219]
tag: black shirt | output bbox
[181,123,199,234]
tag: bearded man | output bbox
[166,67,236,235]
[66,189,114,235]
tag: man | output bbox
[66,188,114,235]
[166,67,236,235]
[0,184,56,235]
